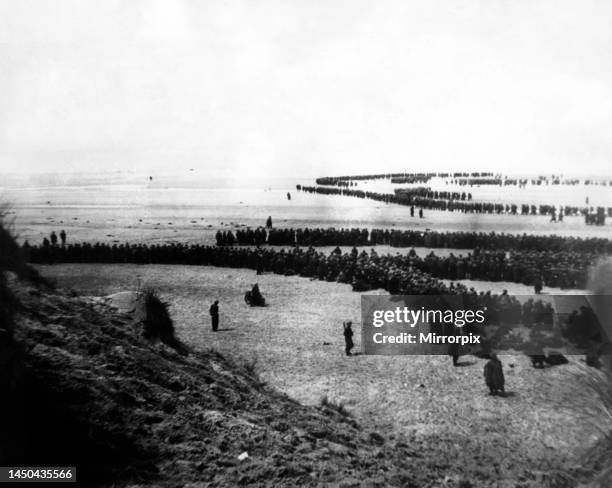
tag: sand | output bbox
[38,263,611,466]
[4,177,612,247]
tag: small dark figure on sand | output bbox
[266,216,273,229]
[449,343,460,366]
[50,231,58,246]
[484,353,505,396]
[245,283,266,306]
[60,229,66,246]
[418,208,423,218]
[343,321,354,356]
[534,276,543,295]
[209,300,219,332]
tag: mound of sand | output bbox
[105,290,141,313]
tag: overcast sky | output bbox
[1,0,611,178]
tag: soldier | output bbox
[534,275,543,294]
[448,343,460,366]
[343,321,354,356]
[248,283,266,306]
[50,231,58,246]
[266,216,273,229]
[484,352,505,396]
[418,208,424,218]
[209,300,219,332]
[60,229,66,246]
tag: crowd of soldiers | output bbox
[27,236,595,291]
[297,184,612,218]
[41,230,67,247]
[314,172,611,188]
[215,225,612,254]
[315,172,447,186]
[390,176,432,184]
[417,249,595,289]
[26,239,596,342]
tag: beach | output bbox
[3,172,612,247]
[4,171,612,485]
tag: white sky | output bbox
[1,0,612,178]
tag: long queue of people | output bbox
[28,237,595,290]
[315,172,611,187]
[216,226,612,254]
[297,184,612,218]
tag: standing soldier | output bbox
[266,216,273,229]
[448,343,460,366]
[60,229,67,246]
[534,275,543,294]
[343,321,354,356]
[418,208,424,218]
[50,231,58,246]
[484,353,505,396]
[209,300,219,332]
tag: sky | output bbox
[1,0,612,178]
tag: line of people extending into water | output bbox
[297,184,611,223]
[314,172,612,187]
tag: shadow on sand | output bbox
[454,360,477,367]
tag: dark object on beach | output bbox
[449,343,460,366]
[60,229,66,246]
[530,354,546,368]
[343,321,354,356]
[50,231,58,246]
[287,192,291,200]
[418,208,423,218]
[266,216,273,229]
[245,283,266,307]
[484,353,505,396]
[209,300,219,332]
[534,276,543,294]
[545,352,568,366]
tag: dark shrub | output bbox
[141,287,175,344]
